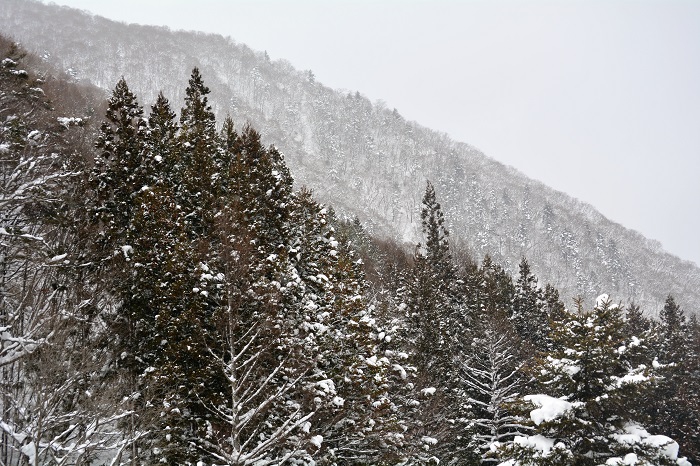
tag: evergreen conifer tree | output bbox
[176,67,220,235]
[511,258,548,349]
[461,310,529,464]
[501,296,688,465]
[658,295,686,363]
[89,79,159,460]
[146,91,178,186]
[407,181,459,370]
[624,302,649,336]
[420,181,454,283]
[480,255,515,317]
[647,295,698,464]
[92,77,148,258]
[400,181,474,464]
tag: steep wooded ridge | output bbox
[2,0,698,314]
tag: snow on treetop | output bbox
[596,293,610,308]
[513,435,556,455]
[546,355,580,377]
[605,453,638,465]
[523,394,580,425]
[609,368,649,389]
[612,423,687,462]
[497,435,569,465]
[595,293,619,309]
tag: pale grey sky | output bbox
[47,0,700,266]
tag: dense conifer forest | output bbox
[1,36,698,466]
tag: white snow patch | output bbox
[0,421,27,443]
[20,442,36,464]
[613,423,682,460]
[316,379,336,395]
[524,394,578,425]
[594,293,619,309]
[547,356,580,377]
[611,371,648,388]
[310,435,323,448]
[514,435,555,454]
[392,363,407,379]
[606,453,638,465]
[48,253,67,263]
[121,245,133,259]
[57,117,83,127]
[596,293,609,308]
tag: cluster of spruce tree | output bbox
[83,69,415,465]
[1,40,404,465]
[354,183,700,465]
[1,37,698,465]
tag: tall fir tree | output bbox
[407,181,458,370]
[176,67,221,236]
[648,295,698,464]
[92,77,148,259]
[400,181,475,464]
[89,79,156,460]
[511,257,548,350]
[479,255,516,318]
[420,180,454,284]
[624,302,650,336]
[145,91,178,186]
[658,295,686,364]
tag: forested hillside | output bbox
[1,36,698,465]
[1,0,699,315]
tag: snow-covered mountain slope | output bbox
[2,0,698,315]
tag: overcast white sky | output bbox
[47,0,700,266]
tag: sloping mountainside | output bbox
[2,0,698,314]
